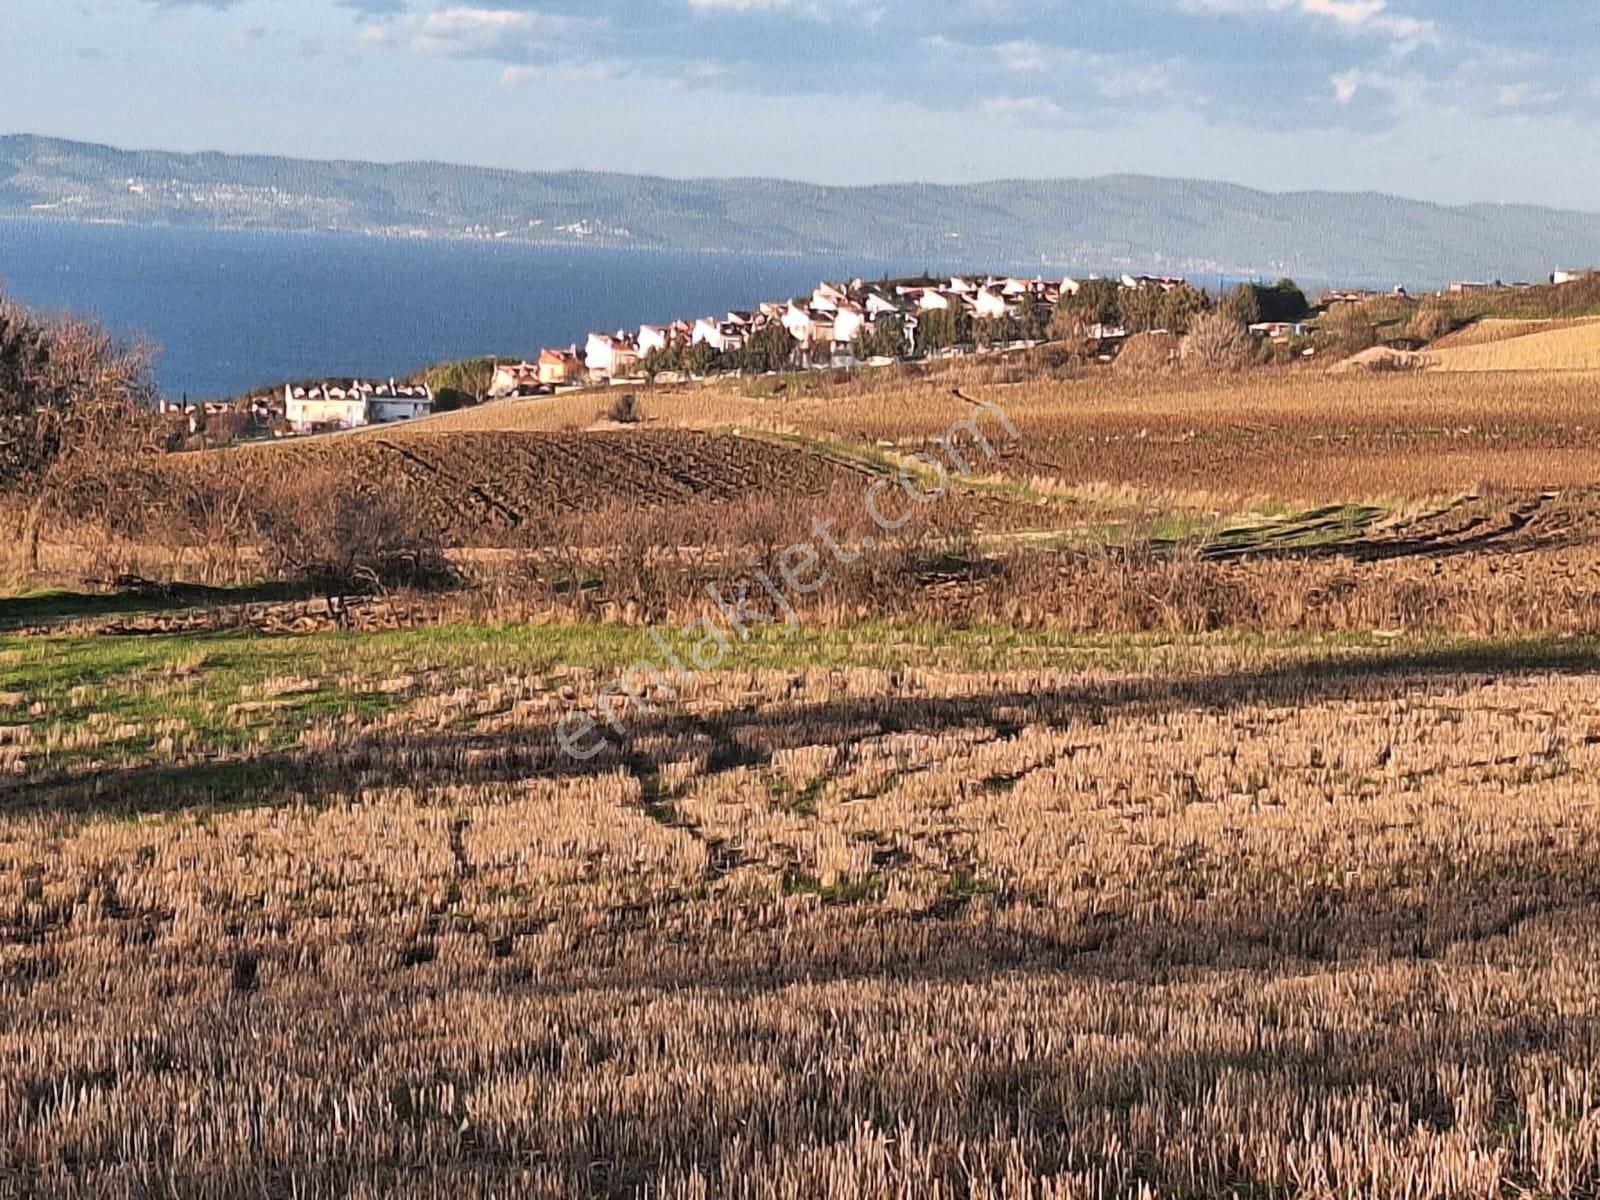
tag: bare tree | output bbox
[0,295,166,569]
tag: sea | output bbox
[0,220,962,400]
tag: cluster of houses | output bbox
[491,274,1096,393]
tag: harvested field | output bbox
[3,628,1600,1197]
[10,363,1600,1199]
[1426,320,1600,371]
[1427,316,1600,352]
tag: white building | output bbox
[973,288,1012,319]
[285,385,367,433]
[831,302,869,345]
[637,325,673,356]
[585,332,640,380]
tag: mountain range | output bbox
[3,134,1597,285]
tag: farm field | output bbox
[1424,320,1600,372]
[3,626,1600,1197]
[7,365,1600,1197]
[401,369,1600,506]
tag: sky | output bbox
[4,0,1598,209]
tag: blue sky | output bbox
[5,0,1597,208]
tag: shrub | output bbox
[1322,303,1380,354]
[608,393,644,424]
[252,469,455,594]
[1183,312,1255,370]
[1114,332,1183,374]
[1407,299,1457,343]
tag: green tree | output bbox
[738,322,799,373]
[1261,279,1310,322]
[1118,286,1165,333]
[1015,293,1052,342]
[918,302,971,351]
[974,314,1020,348]
[681,340,719,376]
[1156,285,1210,334]
[422,357,494,403]
[1064,279,1122,327]
[853,316,907,361]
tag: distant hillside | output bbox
[5,134,1600,284]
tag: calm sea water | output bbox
[0,221,949,399]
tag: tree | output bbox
[1261,279,1309,322]
[1015,293,1052,342]
[974,314,1019,348]
[1063,278,1121,328]
[423,357,494,404]
[0,295,164,568]
[738,322,798,373]
[1049,307,1097,362]
[1156,285,1210,334]
[852,316,907,361]
[681,340,720,376]
[918,302,971,352]
[1118,285,1166,333]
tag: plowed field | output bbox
[171,430,866,545]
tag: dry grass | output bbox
[1426,321,1600,372]
[3,631,1600,1196]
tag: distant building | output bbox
[637,325,674,356]
[585,332,641,381]
[283,380,433,433]
[490,361,542,398]
[973,288,1012,320]
[537,348,583,387]
[1552,269,1586,286]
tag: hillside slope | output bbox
[1426,321,1600,371]
[5,134,1600,282]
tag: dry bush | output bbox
[251,467,456,594]
[1113,331,1182,374]
[1322,302,1381,354]
[1181,311,1254,370]
[1407,297,1458,343]
[607,392,643,424]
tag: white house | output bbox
[864,292,900,318]
[638,325,673,356]
[692,317,745,353]
[1553,269,1585,286]
[369,386,433,424]
[585,332,640,380]
[973,288,1011,320]
[285,385,367,433]
[832,302,871,345]
[489,361,541,398]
